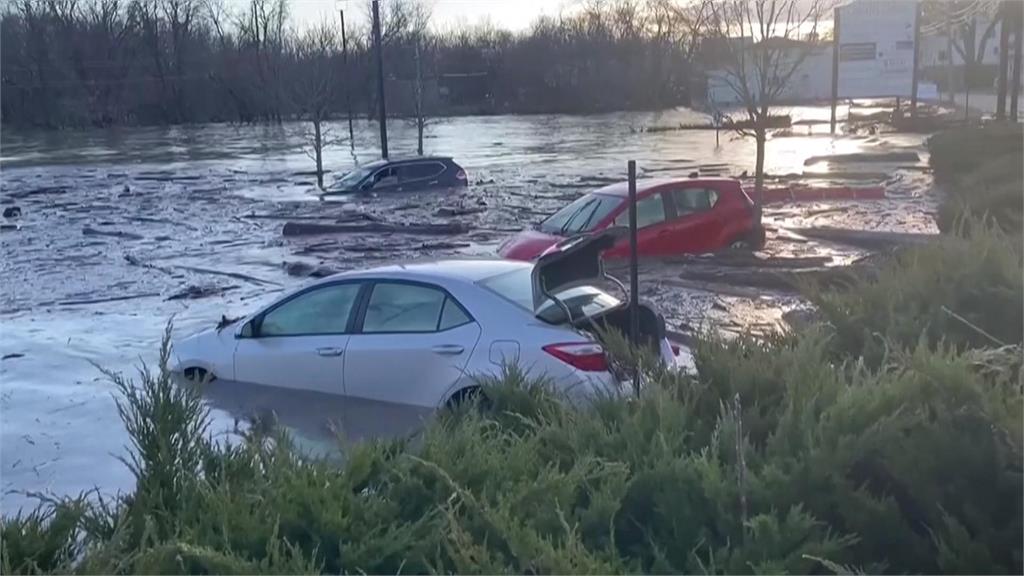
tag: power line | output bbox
[920,0,997,36]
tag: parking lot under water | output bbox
[0,105,939,512]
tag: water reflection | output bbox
[1,106,871,179]
[201,377,432,457]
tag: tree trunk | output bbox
[753,130,766,226]
[417,120,424,155]
[314,119,324,189]
[997,3,1010,119]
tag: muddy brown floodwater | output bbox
[0,105,939,512]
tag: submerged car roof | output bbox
[361,156,456,170]
[592,177,740,197]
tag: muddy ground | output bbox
[0,105,939,512]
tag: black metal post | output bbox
[627,160,640,396]
[372,0,388,159]
[830,6,840,134]
[340,9,354,149]
[965,80,971,121]
[910,1,921,117]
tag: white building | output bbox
[704,0,958,107]
[705,41,833,105]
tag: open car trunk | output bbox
[571,302,667,356]
[532,229,669,356]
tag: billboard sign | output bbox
[836,0,919,98]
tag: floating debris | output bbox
[166,285,239,301]
[282,221,470,237]
[82,226,144,240]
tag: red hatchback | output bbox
[499,177,764,261]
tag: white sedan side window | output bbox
[362,283,447,333]
[439,297,471,330]
[260,284,361,336]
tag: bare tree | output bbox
[949,1,1000,91]
[363,0,430,48]
[406,29,438,155]
[704,0,828,224]
[237,0,288,120]
[161,0,201,122]
[204,0,228,45]
[921,1,1001,96]
[290,20,342,188]
[1,0,713,127]
[677,0,711,60]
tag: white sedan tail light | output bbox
[542,342,608,372]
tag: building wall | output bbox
[705,0,960,106]
[706,48,833,106]
[835,0,918,98]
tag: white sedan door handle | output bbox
[316,347,345,357]
[432,344,465,355]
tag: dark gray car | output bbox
[323,156,467,196]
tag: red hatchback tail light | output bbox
[542,342,608,372]
[455,169,467,180]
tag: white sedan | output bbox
[172,232,690,437]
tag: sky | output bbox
[288,0,566,33]
[251,0,842,36]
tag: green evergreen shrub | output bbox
[805,225,1023,366]
[929,124,1023,235]
[4,325,1018,575]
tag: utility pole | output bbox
[372,0,388,159]
[1011,7,1022,121]
[946,11,956,104]
[910,1,921,118]
[340,8,354,149]
[996,1,1010,120]
[965,14,974,122]
[413,40,425,155]
[830,5,840,134]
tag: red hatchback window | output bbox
[613,193,667,228]
[539,194,622,236]
[670,188,718,214]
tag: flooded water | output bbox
[0,106,938,512]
